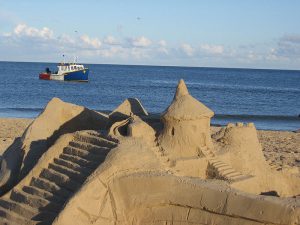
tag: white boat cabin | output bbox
[56,63,85,75]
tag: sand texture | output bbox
[0,118,32,155]
[0,79,299,224]
[1,120,299,171]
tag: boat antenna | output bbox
[73,55,78,64]
[74,30,79,64]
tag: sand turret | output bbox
[158,79,214,160]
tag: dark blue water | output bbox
[0,61,299,131]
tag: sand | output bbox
[210,126,300,172]
[0,80,299,224]
[0,118,32,155]
[0,119,299,170]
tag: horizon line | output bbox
[0,60,299,72]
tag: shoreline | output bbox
[0,112,299,131]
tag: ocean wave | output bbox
[0,107,43,112]
[0,108,299,119]
[214,114,300,121]
[144,79,300,93]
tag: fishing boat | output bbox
[39,61,89,82]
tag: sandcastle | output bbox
[159,79,214,160]
[0,80,299,225]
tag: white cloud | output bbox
[80,34,101,49]
[272,34,300,58]
[158,40,168,54]
[103,35,119,45]
[129,36,152,47]
[57,34,75,46]
[181,43,194,56]
[13,24,53,39]
[2,23,300,69]
[158,40,167,47]
[200,44,224,55]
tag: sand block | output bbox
[107,172,298,224]
[226,191,300,224]
[109,98,148,120]
[128,116,156,143]
[217,123,268,176]
[174,157,208,178]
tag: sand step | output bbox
[215,165,232,170]
[208,159,253,183]
[211,161,227,167]
[39,168,82,192]
[0,217,20,225]
[230,174,254,183]
[0,131,118,224]
[30,177,72,199]
[0,198,37,219]
[0,206,32,224]
[63,146,106,161]
[53,158,93,175]
[30,210,57,224]
[85,131,119,143]
[59,154,99,169]
[74,133,117,148]
[201,148,215,158]
[10,189,62,213]
[68,141,111,154]
[22,186,66,205]
[220,170,240,176]
[48,163,87,183]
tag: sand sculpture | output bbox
[0,80,299,225]
[109,98,148,122]
[159,79,214,160]
[0,98,108,195]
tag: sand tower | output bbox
[158,79,214,160]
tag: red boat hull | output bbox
[39,73,50,80]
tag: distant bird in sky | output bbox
[136,17,141,20]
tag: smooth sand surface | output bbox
[0,118,32,154]
[0,118,299,171]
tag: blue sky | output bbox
[0,0,300,69]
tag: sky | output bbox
[0,0,300,69]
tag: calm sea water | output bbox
[0,61,299,131]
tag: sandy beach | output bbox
[1,117,299,171]
[0,118,32,154]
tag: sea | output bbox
[0,61,299,131]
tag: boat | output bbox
[39,62,89,82]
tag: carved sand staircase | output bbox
[200,147,253,183]
[207,159,253,183]
[0,131,118,225]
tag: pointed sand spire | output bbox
[163,79,214,120]
[175,79,189,99]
